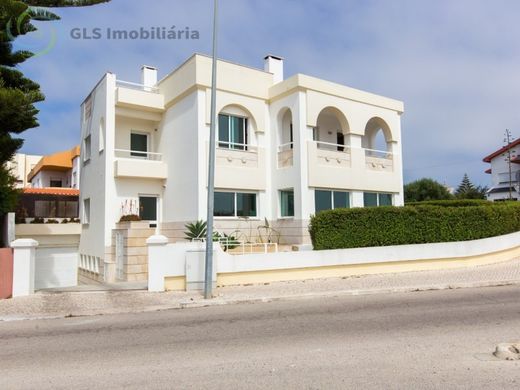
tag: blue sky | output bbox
[14,0,520,187]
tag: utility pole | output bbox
[503,129,516,201]
[204,0,219,299]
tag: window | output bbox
[83,135,91,163]
[58,201,79,218]
[290,123,294,149]
[83,98,92,122]
[139,196,157,221]
[218,114,248,150]
[50,179,62,188]
[336,132,345,152]
[315,190,350,213]
[131,132,148,158]
[364,192,393,207]
[214,191,257,217]
[312,127,319,141]
[35,201,55,218]
[83,198,90,224]
[99,117,105,152]
[280,189,294,217]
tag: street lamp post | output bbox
[204,0,219,299]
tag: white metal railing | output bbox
[116,80,160,93]
[217,141,258,152]
[192,237,278,255]
[315,141,351,153]
[114,149,163,161]
[364,148,393,159]
[278,142,294,152]
[79,254,100,274]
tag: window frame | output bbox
[363,192,393,207]
[83,135,92,164]
[214,191,258,219]
[279,189,295,218]
[315,189,350,213]
[218,113,249,151]
[82,198,90,225]
[130,131,150,159]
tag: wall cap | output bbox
[10,238,39,248]
[146,235,169,246]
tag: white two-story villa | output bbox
[79,54,404,281]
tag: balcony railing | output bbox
[277,142,294,168]
[365,148,393,171]
[116,80,160,93]
[364,148,393,159]
[114,149,163,161]
[217,141,258,152]
[315,141,351,153]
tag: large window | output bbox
[364,192,393,207]
[315,190,350,213]
[280,189,294,217]
[131,132,148,158]
[214,192,257,217]
[139,196,157,221]
[218,114,248,150]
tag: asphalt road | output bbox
[1,285,520,389]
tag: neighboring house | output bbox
[15,146,81,221]
[483,139,520,201]
[79,53,405,279]
[6,153,43,188]
[28,146,81,189]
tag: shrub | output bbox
[406,199,491,207]
[46,219,59,224]
[30,217,45,224]
[119,214,141,222]
[309,203,520,250]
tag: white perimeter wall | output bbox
[148,231,520,292]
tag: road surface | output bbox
[1,285,520,389]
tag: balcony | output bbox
[115,81,165,112]
[114,149,167,180]
[307,140,401,192]
[364,149,394,172]
[277,142,294,168]
[211,142,267,190]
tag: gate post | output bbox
[11,239,38,297]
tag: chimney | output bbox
[264,55,284,84]
[141,65,157,88]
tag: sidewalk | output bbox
[1,258,520,321]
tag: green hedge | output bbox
[309,203,520,250]
[406,199,492,207]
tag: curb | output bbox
[179,279,520,309]
[2,279,520,322]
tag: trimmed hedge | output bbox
[309,203,520,250]
[406,199,492,207]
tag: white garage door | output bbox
[35,247,79,290]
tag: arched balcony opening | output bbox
[313,107,350,152]
[363,117,394,171]
[277,108,294,168]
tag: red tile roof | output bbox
[485,168,491,174]
[483,139,520,163]
[23,188,80,196]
